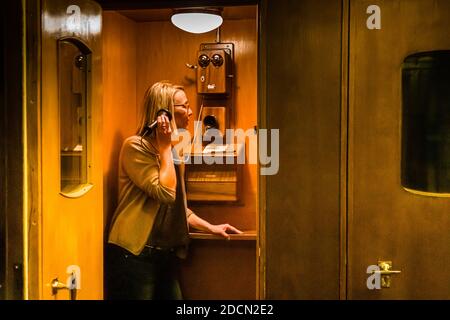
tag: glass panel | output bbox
[58,39,90,194]
[401,51,450,194]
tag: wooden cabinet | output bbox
[185,144,244,203]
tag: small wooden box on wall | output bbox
[185,144,244,204]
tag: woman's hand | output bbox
[187,213,243,240]
[208,224,243,240]
[156,114,172,152]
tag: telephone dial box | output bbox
[197,43,233,95]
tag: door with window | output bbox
[348,0,450,299]
[40,0,102,299]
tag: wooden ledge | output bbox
[189,230,257,241]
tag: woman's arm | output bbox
[158,146,176,191]
[156,114,176,190]
[187,211,242,240]
[121,114,176,203]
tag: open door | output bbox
[34,0,103,299]
[348,0,450,299]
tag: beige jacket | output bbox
[108,135,191,255]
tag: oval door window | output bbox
[58,38,93,197]
[401,51,450,195]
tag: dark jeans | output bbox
[105,244,183,300]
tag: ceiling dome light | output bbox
[171,8,223,34]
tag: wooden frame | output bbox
[25,0,42,300]
[257,0,267,300]
[1,0,26,300]
[339,0,350,300]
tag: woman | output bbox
[106,81,241,300]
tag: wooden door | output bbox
[40,0,102,299]
[263,0,342,299]
[348,0,450,299]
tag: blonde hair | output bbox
[136,81,184,136]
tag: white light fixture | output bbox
[171,8,223,34]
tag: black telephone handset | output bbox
[142,108,172,137]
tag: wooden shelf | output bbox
[189,230,256,241]
[61,152,83,156]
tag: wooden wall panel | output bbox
[179,240,256,300]
[264,0,342,299]
[25,0,41,300]
[1,0,24,300]
[102,12,138,231]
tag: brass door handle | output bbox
[370,261,402,288]
[372,269,401,275]
[51,276,77,300]
[374,261,402,274]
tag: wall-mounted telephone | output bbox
[197,43,234,95]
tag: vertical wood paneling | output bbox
[264,0,342,299]
[340,0,350,300]
[25,0,42,300]
[257,1,267,300]
[179,240,256,300]
[2,0,24,300]
[102,12,137,231]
